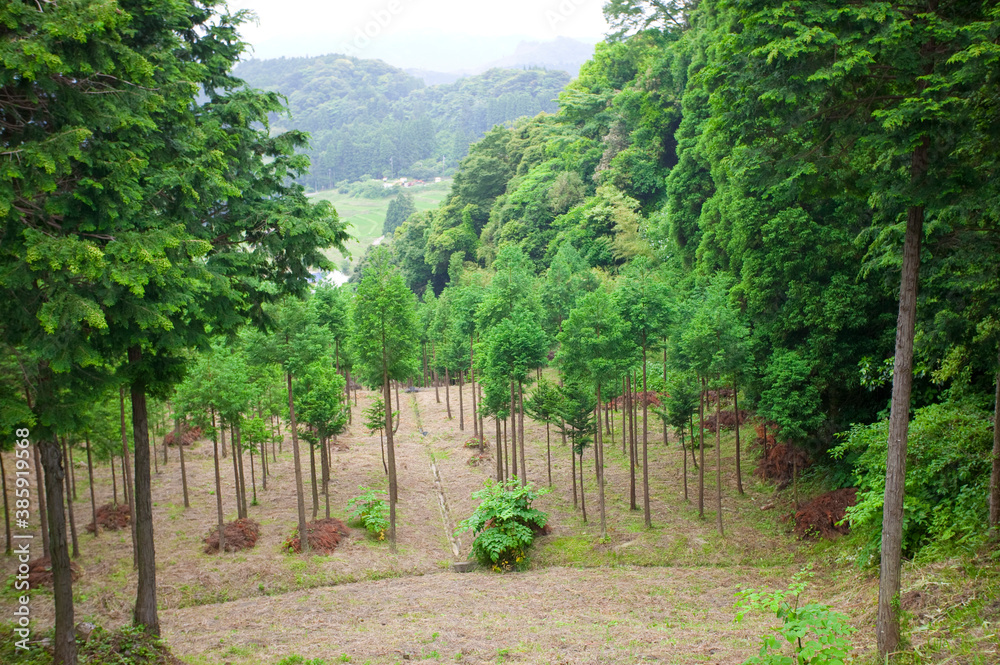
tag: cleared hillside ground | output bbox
[312,181,451,270]
[3,382,997,664]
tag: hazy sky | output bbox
[227,0,610,69]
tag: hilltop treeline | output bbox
[235,55,571,189]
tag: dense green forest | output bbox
[234,55,571,189]
[2,1,999,664]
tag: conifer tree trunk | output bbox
[579,449,587,523]
[211,413,225,554]
[622,376,628,455]
[433,341,440,403]
[509,380,518,480]
[628,373,637,510]
[734,381,744,495]
[61,437,79,558]
[248,441,257,506]
[478,384,485,451]
[236,426,247,517]
[345,369,353,425]
[570,438,577,509]
[596,384,606,539]
[84,438,96,540]
[503,418,509,481]
[681,427,689,502]
[175,417,189,509]
[229,423,241,519]
[642,338,650,527]
[34,444,49,557]
[423,342,428,387]
[322,436,331,519]
[119,388,137,568]
[445,367,451,418]
[129,346,160,636]
[518,382,526,484]
[1,452,11,554]
[287,369,308,553]
[110,454,118,507]
[67,439,77,501]
[458,369,465,431]
[383,367,398,553]
[495,417,503,482]
[991,347,1000,532]
[715,376,724,536]
[470,334,478,437]
[546,421,552,487]
[309,438,318,520]
[698,377,706,519]
[40,437,75,665]
[878,189,925,656]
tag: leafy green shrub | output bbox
[457,478,550,571]
[80,624,170,665]
[277,655,327,665]
[831,402,992,562]
[735,567,855,665]
[347,486,390,540]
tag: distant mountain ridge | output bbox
[235,54,572,190]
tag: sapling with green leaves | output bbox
[363,396,395,475]
[457,478,550,570]
[524,378,562,487]
[347,486,390,540]
[555,381,597,524]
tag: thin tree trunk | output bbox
[322,436,331,519]
[518,382,526,485]
[119,387,137,568]
[383,368,398,553]
[681,427,689,502]
[990,346,1000,532]
[458,369,465,431]
[622,376,628,455]
[83,438,96,541]
[546,422,552,487]
[715,376,724,536]
[571,438,577,509]
[236,426,247,516]
[445,367,451,419]
[642,338,650,528]
[40,437,76,665]
[877,188,925,656]
[211,413,225,554]
[176,417,189,509]
[698,377,705,519]
[1,451,11,554]
[509,381,518,481]
[478,384,485,451]
[229,423,241,519]
[596,384,606,540]
[433,341,440,404]
[628,373,636,510]
[287,369,308,553]
[422,342,428,387]
[379,429,387,474]
[110,454,118,507]
[503,418,509,482]
[734,381,744,495]
[345,369,353,425]
[34,444,49,557]
[495,417,503,482]
[309,437,318,520]
[61,437,79,558]
[395,379,401,417]
[579,450,587,523]
[129,346,160,635]
[248,438,257,506]
[67,439,77,501]
[470,333,478,437]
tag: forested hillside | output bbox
[235,55,571,190]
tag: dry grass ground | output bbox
[2,380,996,664]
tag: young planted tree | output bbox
[558,287,636,539]
[525,378,562,487]
[556,381,597,524]
[616,258,670,527]
[351,246,419,552]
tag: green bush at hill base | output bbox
[457,478,550,571]
[832,402,993,564]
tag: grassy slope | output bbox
[312,180,451,272]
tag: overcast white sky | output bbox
[227,0,610,69]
